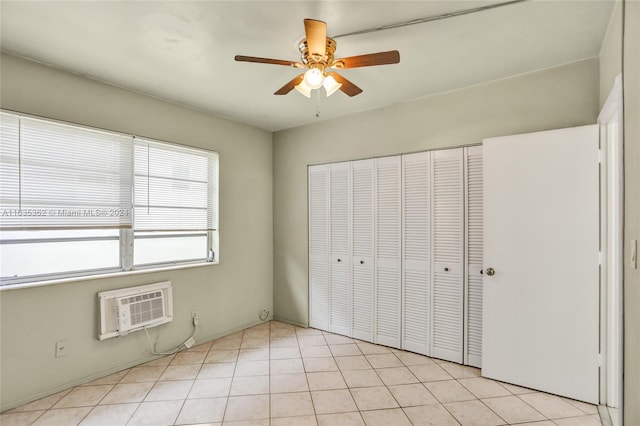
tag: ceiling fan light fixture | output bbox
[323,75,342,97]
[294,80,312,98]
[236,19,399,98]
[303,68,324,90]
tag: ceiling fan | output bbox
[235,19,400,98]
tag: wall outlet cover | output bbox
[55,341,68,358]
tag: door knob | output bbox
[486,267,495,276]
[360,260,364,265]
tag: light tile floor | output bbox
[1,321,602,426]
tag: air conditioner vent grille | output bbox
[127,294,164,327]
[99,282,173,339]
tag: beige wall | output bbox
[600,1,623,107]
[272,58,600,327]
[0,53,273,410]
[623,0,640,422]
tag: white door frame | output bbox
[597,74,624,410]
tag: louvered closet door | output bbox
[402,152,431,355]
[329,162,352,336]
[431,148,464,363]
[465,146,483,367]
[351,159,375,342]
[308,164,330,331]
[375,155,402,348]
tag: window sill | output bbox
[0,261,217,292]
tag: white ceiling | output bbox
[0,1,614,132]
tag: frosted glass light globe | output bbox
[323,75,342,96]
[303,68,324,89]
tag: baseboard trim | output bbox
[273,315,308,328]
[1,317,272,412]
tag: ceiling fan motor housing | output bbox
[299,37,337,72]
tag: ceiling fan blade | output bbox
[327,72,363,97]
[304,19,327,59]
[331,50,400,69]
[235,55,303,68]
[274,74,305,95]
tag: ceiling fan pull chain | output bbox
[315,90,321,118]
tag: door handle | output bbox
[486,267,495,276]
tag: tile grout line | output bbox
[390,352,460,426]
[294,324,319,426]
[9,321,604,426]
[454,377,511,425]
[88,358,171,425]
[173,349,205,425]
[128,356,170,425]
[219,326,243,424]
[323,332,367,425]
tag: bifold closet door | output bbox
[351,159,375,342]
[465,146,483,368]
[431,148,464,363]
[308,164,330,331]
[402,152,431,355]
[329,162,352,336]
[374,155,402,348]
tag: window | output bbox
[0,111,219,286]
[133,138,218,267]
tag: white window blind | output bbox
[1,110,220,285]
[0,112,133,230]
[134,138,218,233]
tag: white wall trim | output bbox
[597,73,624,409]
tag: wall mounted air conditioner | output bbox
[98,281,173,340]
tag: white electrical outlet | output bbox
[55,340,68,358]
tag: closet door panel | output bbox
[465,146,483,367]
[352,159,375,342]
[375,156,402,348]
[329,162,352,336]
[402,152,431,355]
[431,148,464,363]
[308,164,330,331]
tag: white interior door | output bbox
[482,125,599,404]
[308,164,330,331]
[329,162,352,336]
[352,159,375,342]
[402,151,431,355]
